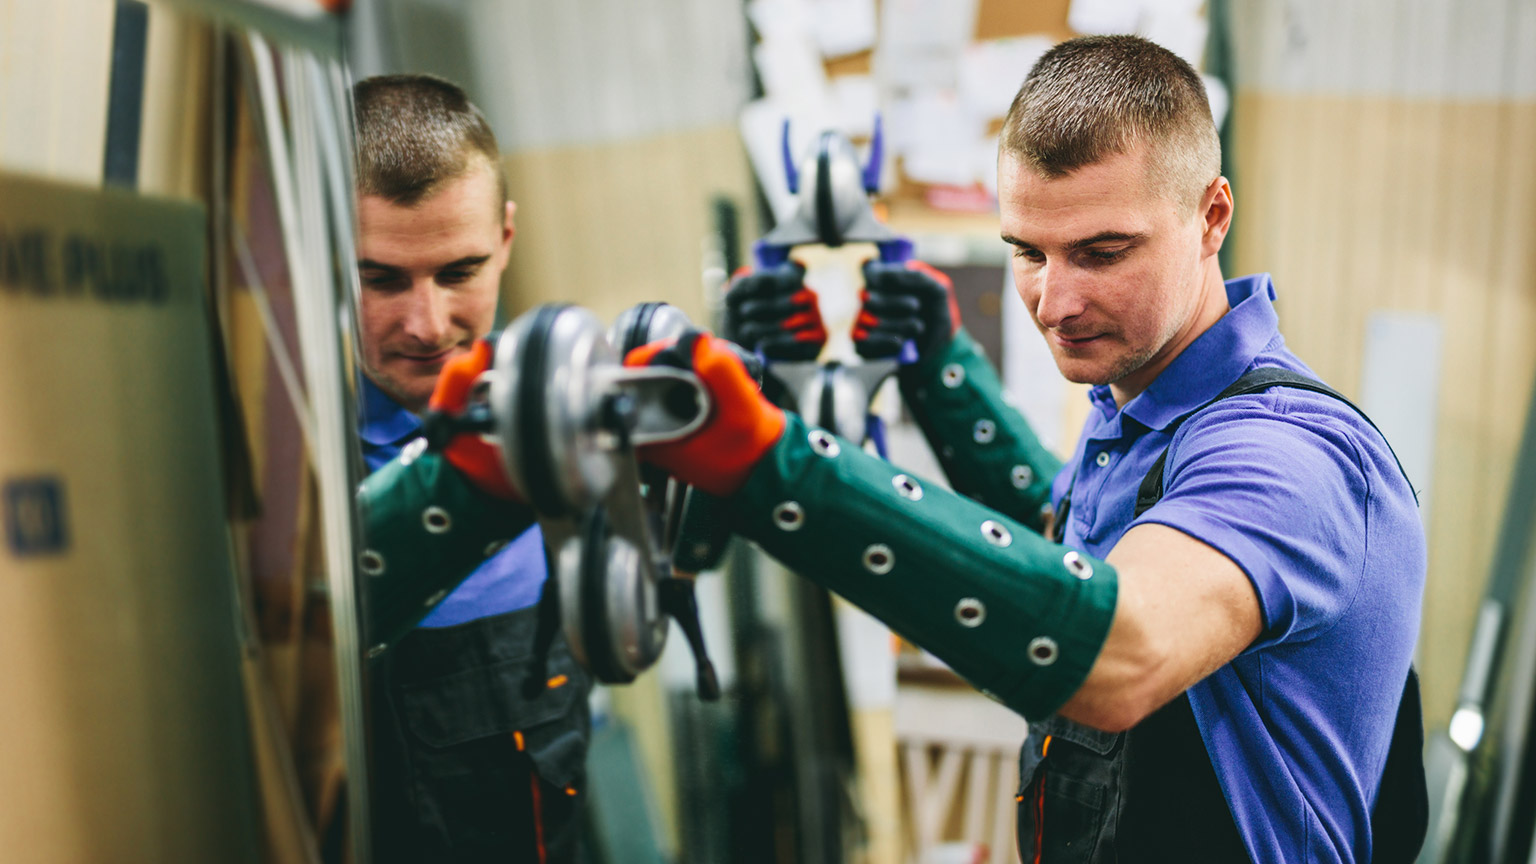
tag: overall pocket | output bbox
[1015,716,1122,864]
[395,616,592,862]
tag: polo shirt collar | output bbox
[358,372,421,447]
[1098,272,1281,432]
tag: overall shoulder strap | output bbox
[1132,367,1409,518]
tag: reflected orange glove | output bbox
[624,330,786,497]
[426,338,519,499]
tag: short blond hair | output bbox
[353,74,507,211]
[1000,35,1220,211]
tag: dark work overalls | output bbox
[368,604,591,864]
[1016,369,1428,863]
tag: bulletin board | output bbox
[743,0,1214,227]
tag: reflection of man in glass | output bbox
[352,74,588,864]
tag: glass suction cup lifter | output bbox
[608,301,724,700]
[489,302,721,699]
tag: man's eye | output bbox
[1013,247,1045,263]
[438,270,474,284]
[1084,247,1129,265]
[362,272,402,289]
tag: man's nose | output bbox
[401,281,450,346]
[1032,262,1086,330]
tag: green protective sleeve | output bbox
[732,414,1117,720]
[357,444,537,650]
[899,328,1063,533]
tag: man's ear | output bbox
[502,200,518,250]
[1201,177,1233,258]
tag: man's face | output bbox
[999,144,1224,400]
[357,163,515,413]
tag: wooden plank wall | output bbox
[498,124,757,327]
[1228,0,1536,730]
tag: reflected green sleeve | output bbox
[357,447,537,650]
[899,328,1062,533]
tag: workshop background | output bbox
[2,0,1535,863]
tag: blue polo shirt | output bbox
[358,374,547,627]
[1048,274,1424,863]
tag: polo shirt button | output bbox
[1095,451,1110,467]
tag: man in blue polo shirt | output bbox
[353,74,588,864]
[627,35,1424,863]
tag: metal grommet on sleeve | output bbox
[1011,464,1033,489]
[808,429,841,458]
[955,597,986,628]
[981,520,1012,547]
[359,550,386,577]
[423,506,452,534]
[892,474,924,501]
[973,419,996,444]
[1028,636,1059,666]
[1096,451,1111,467]
[772,501,806,532]
[1064,550,1093,580]
[862,544,895,574]
[941,363,965,389]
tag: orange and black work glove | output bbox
[853,259,961,360]
[724,261,828,362]
[424,337,519,500]
[625,330,786,498]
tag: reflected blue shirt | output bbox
[358,374,547,627]
[1048,274,1424,863]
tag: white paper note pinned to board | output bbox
[753,36,830,104]
[1069,0,1146,35]
[813,0,878,58]
[747,0,815,42]
[831,75,879,138]
[958,36,1054,120]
